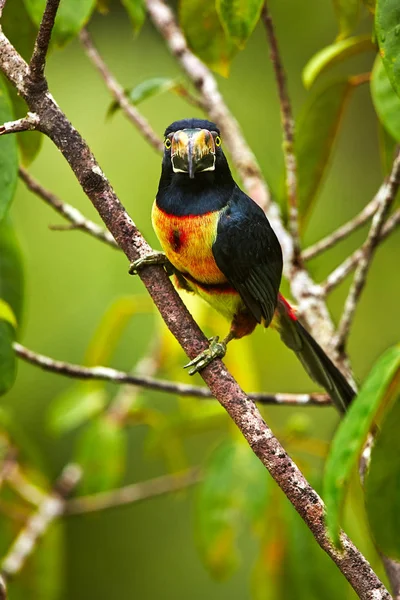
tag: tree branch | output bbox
[0,25,390,599]
[261,2,301,264]
[322,207,400,295]
[1,464,81,583]
[303,195,380,261]
[79,28,163,153]
[14,342,331,406]
[28,0,60,84]
[335,150,400,352]
[19,167,118,249]
[0,112,39,135]
[66,469,200,515]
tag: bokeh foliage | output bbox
[0,0,399,598]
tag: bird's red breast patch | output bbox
[152,202,227,285]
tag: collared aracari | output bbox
[132,118,355,413]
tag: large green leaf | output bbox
[323,345,400,546]
[75,417,127,494]
[47,385,107,435]
[333,0,361,39]
[23,0,97,46]
[2,0,37,61]
[108,78,180,118]
[215,0,263,49]
[0,78,18,222]
[284,77,354,226]
[0,217,25,326]
[302,35,374,89]
[121,0,145,34]
[366,397,400,560]
[371,55,400,140]
[0,317,16,396]
[179,0,237,76]
[375,0,400,98]
[378,123,397,176]
[196,439,270,579]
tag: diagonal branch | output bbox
[261,2,301,264]
[19,167,118,249]
[79,28,163,153]
[66,469,200,515]
[0,112,39,135]
[1,464,81,583]
[321,207,400,295]
[29,0,60,84]
[0,24,390,600]
[335,150,400,351]
[303,195,380,261]
[14,342,331,406]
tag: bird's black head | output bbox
[161,118,230,183]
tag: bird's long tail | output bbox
[275,295,355,413]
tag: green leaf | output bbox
[302,35,374,89]
[0,78,18,222]
[75,417,126,493]
[371,55,400,141]
[2,0,37,61]
[47,385,107,435]
[365,397,400,560]
[84,295,151,367]
[323,345,400,546]
[121,0,146,34]
[215,0,263,49]
[23,0,97,46]
[179,0,238,76]
[378,123,397,176]
[375,0,400,98]
[196,439,270,579]
[0,217,25,326]
[333,0,361,39]
[287,78,354,226]
[0,319,16,396]
[108,78,180,118]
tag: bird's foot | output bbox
[129,252,173,275]
[184,336,227,375]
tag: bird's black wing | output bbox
[212,186,283,326]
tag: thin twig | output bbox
[381,556,400,600]
[0,26,390,598]
[66,469,200,515]
[1,464,81,580]
[79,28,163,153]
[14,342,331,406]
[29,0,60,84]
[19,167,118,249]
[322,207,400,294]
[261,3,301,264]
[303,195,380,261]
[0,113,39,136]
[335,150,400,351]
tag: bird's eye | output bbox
[164,138,172,149]
[215,136,222,147]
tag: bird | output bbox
[131,118,355,413]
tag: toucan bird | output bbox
[131,118,355,413]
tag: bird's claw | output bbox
[184,336,227,375]
[129,252,170,275]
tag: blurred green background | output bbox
[2,0,400,598]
